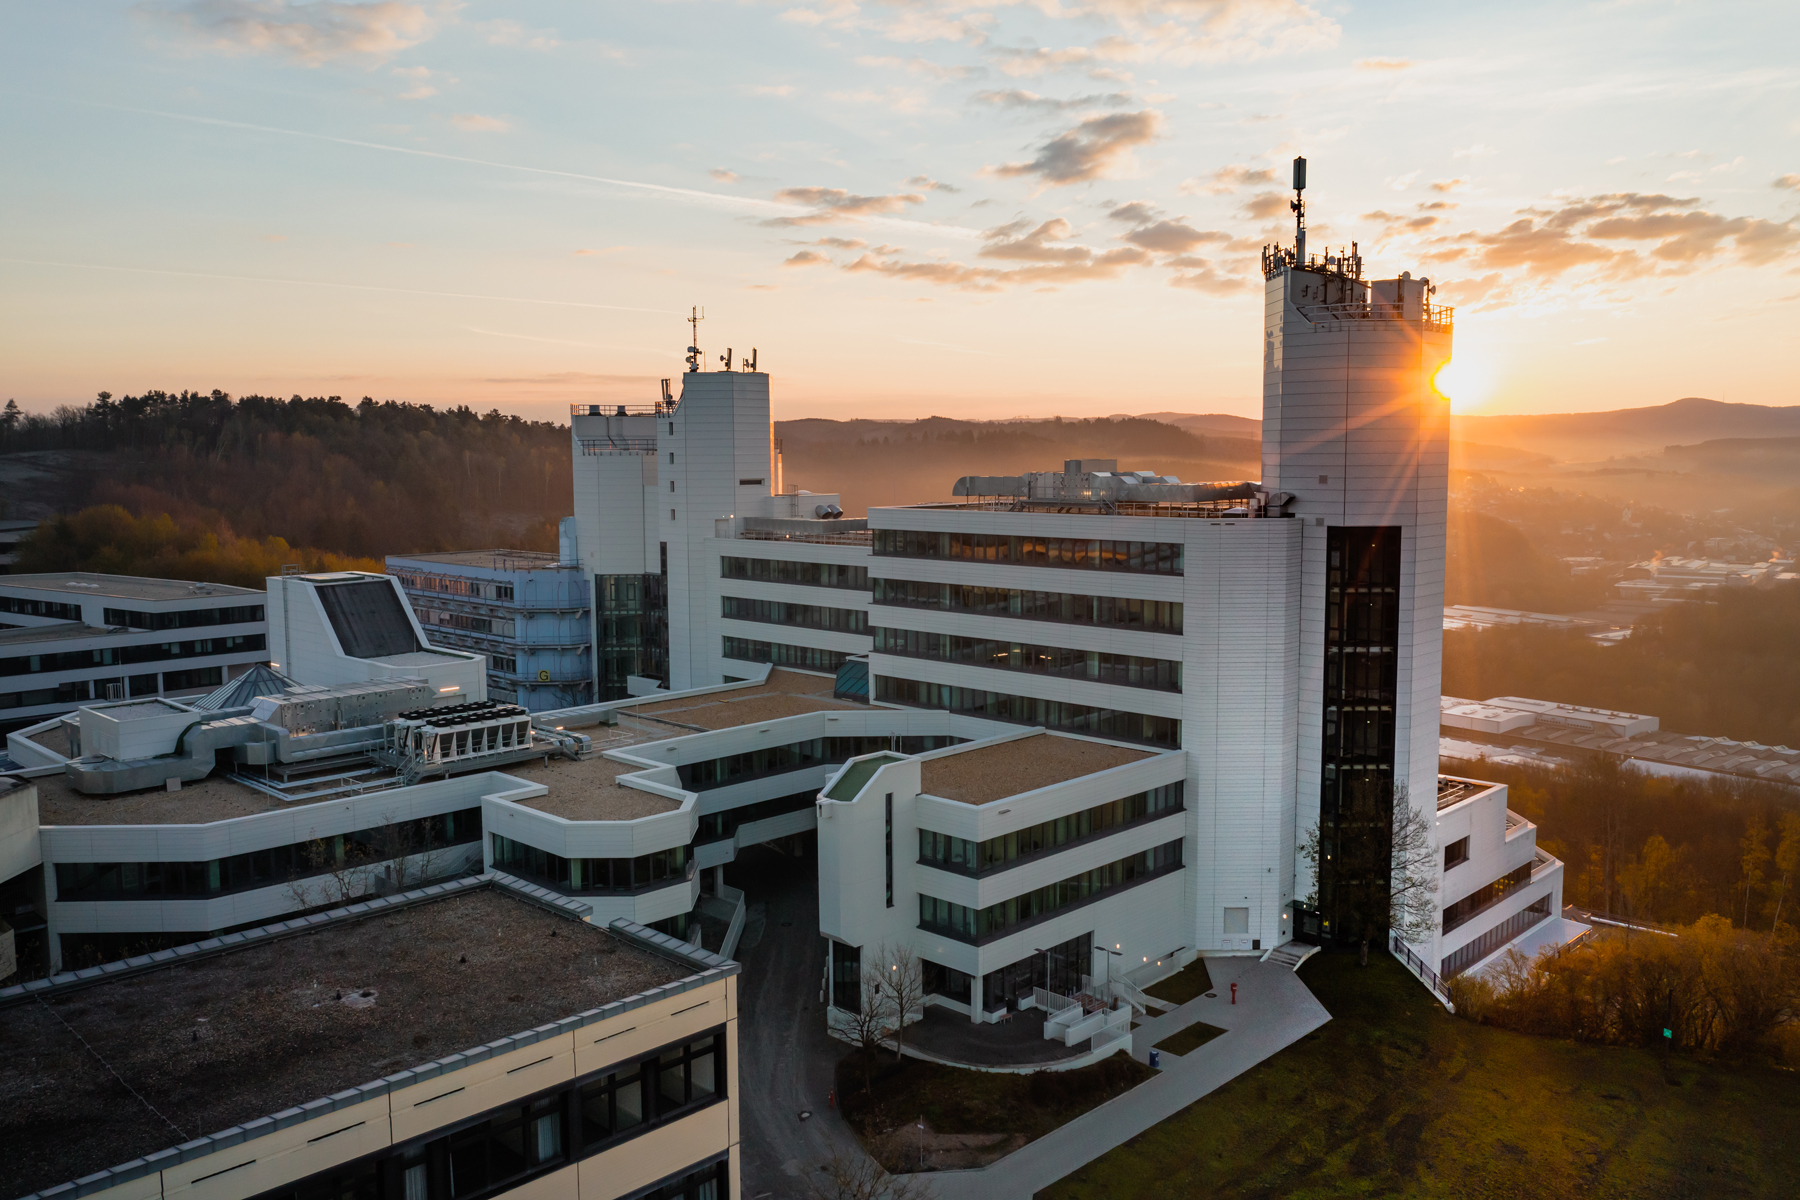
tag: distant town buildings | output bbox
[1616,553,1798,606]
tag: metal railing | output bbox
[570,403,673,416]
[1299,300,1454,332]
[736,528,872,546]
[577,436,658,456]
[1390,932,1456,1012]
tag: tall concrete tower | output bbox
[1260,157,1453,957]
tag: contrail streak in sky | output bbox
[0,258,677,313]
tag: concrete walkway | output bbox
[904,956,1331,1200]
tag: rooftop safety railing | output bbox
[1390,931,1456,1011]
[1435,776,1490,810]
[570,402,674,416]
[736,528,872,546]
[1297,300,1454,332]
[904,498,1262,519]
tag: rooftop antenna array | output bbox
[1291,155,1306,265]
[720,348,733,371]
[685,306,705,373]
[745,348,757,372]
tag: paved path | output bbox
[731,847,865,1199]
[905,956,1331,1200]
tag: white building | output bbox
[266,571,487,701]
[0,573,268,730]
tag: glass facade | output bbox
[918,782,1183,876]
[596,572,667,701]
[720,596,867,634]
[873,627,1180,692]
[490,833,690,895]
[721,556,868,590]
[875,676,1180,749]
[102,604,265,629]
[1317,526,1401,943]
[918,840,1183,944]
[720,636,852,673]
[873,529,1182,575]
[871,578,1181,634]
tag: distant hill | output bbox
[1452,398,1800,461]
[1110,412,1263,440]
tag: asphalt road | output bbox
[730,844,866,1199]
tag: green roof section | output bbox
[825,752,905,802]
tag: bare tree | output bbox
[1302,780,1439,966]
[872,942,925,1061]
[807,1148,936,1200]
[841,967,899,1094]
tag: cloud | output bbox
[1362,209,1441,232]
[391,63,440,98]
[1181,163,1276,195]
[973,88,1132,113]
[143,0,433,66]
[989,46,1097,77]
[1431,178,1467,193]
[807,236,869,249]
[854,54,978,79]
[1122,219,1231,253]
[1167,260,1247,294]
[783,250,833,267]
[473,18,560,50]
[989,109,1161,187]
[1355,56,1412,70]
[710,168,740,183]
[830,213,1159,290]
[448,113,509,133]
[1241,191,1289,220]
[1386,170,1419,191]
[907,176,962,193]
[828,86,933,113]
[990,0,1337,69]
[1453,143,1498,158]
[1777,174,1800,192]
[765,186,927,226]
[1107,201,1159,225]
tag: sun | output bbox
[1432,353,1495,413]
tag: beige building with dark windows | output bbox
[0,875,739,1200]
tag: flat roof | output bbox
[371,650,466,666]
[0,573,262,602]
[0,887,687,1200]
[0,622,129,646]
[920,733,1154,806]
[389,550,564,569]
[33,770,310,826]
[500,753,682,820]
[624,669,862,731]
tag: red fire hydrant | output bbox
[1230,982,1238,1005]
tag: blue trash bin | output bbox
[1148,1049,1161,1069]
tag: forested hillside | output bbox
[0,390,572,567]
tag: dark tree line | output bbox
[0,390,574,562]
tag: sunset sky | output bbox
[2,1,1797,425]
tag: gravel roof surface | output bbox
[624,670,857,731]
[501,755,681,820]
[919,734,1154,806]
[33,771,307,826]
[0,889,682,1200]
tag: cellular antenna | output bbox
[745,348,757,372]
[1291,156,1307,265]
[685,306,705,373]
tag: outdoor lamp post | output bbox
[1093,943,1124,988]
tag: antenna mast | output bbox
[1291,156,1307,265]
[685,306,705,373]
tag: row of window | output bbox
[676,733,890,791]
[102,604,265,630]
[490,833,691,894]
[918,782,1184,876]
[696,788,819,843]
[418,608,516,638]
[1442,862,1535,933]
[874,676,1181,749]
[0,634,265,678]
[53,810,482,900]
[720,595,868,634]
[918,839,1183,943]
[0,667,227,710]
[244,1031,726,1200]
[0,595,82,620]
[873,627,1181,692]
[391,570,517,603]
[720,556,869,591]
[871,578,1183,634]
[873,530,1183,575]
[720,637,852,673]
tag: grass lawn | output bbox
[1044,951,1800,1200]
[836,1051,1151,1147]
[1143,959,1214,1006]
[1153,1022,1226,1057]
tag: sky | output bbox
[1,0,1797,425]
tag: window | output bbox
[162,666,223,692]
[1442,863,1533,933]
[245,1030,726,1200]
[695,788,823,844]
[491,834,691,894]
[670,480,676,492]
[721,557,868,590]
[488,654,517,675]
[720,637,851,673]
[0,595,82,621]
[872,578,1181,634]
[873,627,1180,692]
[885,793,894,909]
[831,942,862,1011]
[873,529,1183,575]
[1223,907,1250,934]
[102,604,265,630]
[918,840,1182,944]
[720,595,867,634]
[875,676,1180,749]
[919,782,1183,876]
[0,634,265,679]
[1444,836,1470,870]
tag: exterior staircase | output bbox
[1260,942,1320,972]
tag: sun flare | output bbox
[1432,353,1495,413]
